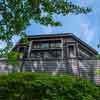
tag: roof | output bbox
[28,33,72,39]
[13,33,98,54]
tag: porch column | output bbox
[61,39,64,60]
[27,41,32,58]
[76,42,80,75]
[61,39,65,69]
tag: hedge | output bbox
[0,72,99,100]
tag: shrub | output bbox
[0,72,99,100]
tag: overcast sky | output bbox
[0,0,100,52]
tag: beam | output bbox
[27,41,32,58]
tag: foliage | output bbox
[6,51,23,65]
[95,69,100,75]
[0,0,91,53]
[0,73,99,100]
[96,54,100,60]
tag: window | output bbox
[50,42,61,48]
[68,45,76,57]
[55,42,61,48]
[33,43,41,49]
[49,43,55,48]
[32,42,61,49]
[33,44,37,49]
[41,43,48,48]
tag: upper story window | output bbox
[49,43,55,48]
[68,45,76,57]
[56,42,61,48]
[50,42,61,48]
[41,43,49,48]
[33,43,41,49]
[32,42,61,49]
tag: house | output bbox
[0,33,100,84]
[14,33,97,60]
[13,33,97,72]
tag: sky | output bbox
[25,0,100,52]
[0,0,100,52]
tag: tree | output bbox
[0,73,100,100]
[0,0,91,58]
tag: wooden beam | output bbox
[27,41,32,58]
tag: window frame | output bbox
[67,44,76,58]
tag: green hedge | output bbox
[0,73,99,100]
